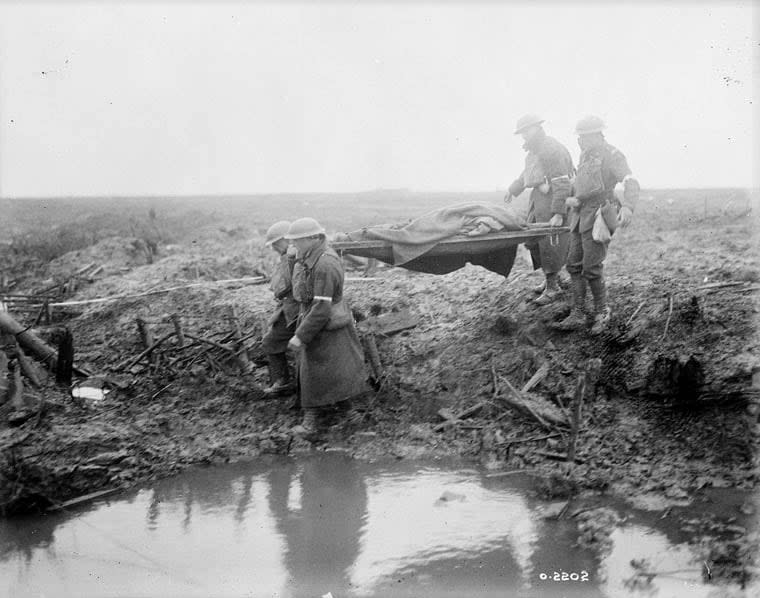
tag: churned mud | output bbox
[0,189,757,586]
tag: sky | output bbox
[0,1,756,197]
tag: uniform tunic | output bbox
[292,240,366,408]
[262,252,299,355]
[567,141,636,280]
[508,130,574,274]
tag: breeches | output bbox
[566,229,607,280]
[262,312,296,354]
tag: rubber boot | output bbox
[589,277,611,336]
[533,273,562,305]
[263,353,295,396]
[552,275,587,331]
[292,408,319,436]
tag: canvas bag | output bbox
[592,208,612,243]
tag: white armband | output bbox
[313,296,333,302]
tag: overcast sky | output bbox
[0,1,756,197]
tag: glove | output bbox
[618,206,633,228]
[548,214,564,227]
[565,196,580,209]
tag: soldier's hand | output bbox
[548,214,564,227]
[287,336,303,351]
[538,182,550,194]
[565,196,580,209]
[504,193,514,204]
[618,206,633,228]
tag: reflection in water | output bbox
[269,455,367,598]
[602,526,711,598]
[0,455,751,598]
[349,470,538,596]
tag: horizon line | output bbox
[2,186,757,201]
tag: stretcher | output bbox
[333,225,569,278]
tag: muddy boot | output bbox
[533,273,562,306]
[552,275,587,331]
[263,353,295,396]
[292,407,319,437]
[589,277,611,336]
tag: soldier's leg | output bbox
[553,231,587,330]
[533,231,570,305]
[581,231,610,335]
[262,314,296,395]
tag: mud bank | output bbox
[1,190,758,586]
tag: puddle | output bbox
[0,454,754,598]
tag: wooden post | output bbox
[226,306,250,368]
[362,331,383,382]
[136,318,155,365]
[0,351,9,405]
[9,360,24,410]
[170,314,185,348]
[55,327,74,385]
[567,358,602,464]
[567,375,585,464]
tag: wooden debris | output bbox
[0,352,9,404]
[522,362,549,393]
[497,377,568,429]
[361,331,383,382]
[49,276,268,308]
[118,332,175,372]
[55,327,74,385]
[15,342,42,388]
[170,314,185,348]
[661,294,674,341]
[0,312,59,370]
[536,450,586,464]
[567,375,585,463]
[567,358,602,464]
[626,299,647,326]
[433,400,488,432]
[226,306,249,368]
[359,308,419,336]
[184,333,237,355]
[616,303,665,345]
[485,469,540,478]
[47,487,123,512]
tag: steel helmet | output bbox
[264,220,291,246]
[284,217,325,240]
[514,114,545,135]
[575,115,606,135]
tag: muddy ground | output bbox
[0,189,758,587]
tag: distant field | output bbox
[2,188,755,238]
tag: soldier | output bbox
[554,115,640,335]
[261,221,299,396]
[285,218,367,436]
[506,114,574,305]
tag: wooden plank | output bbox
[358,308,419,336]
[47,487,123,512]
